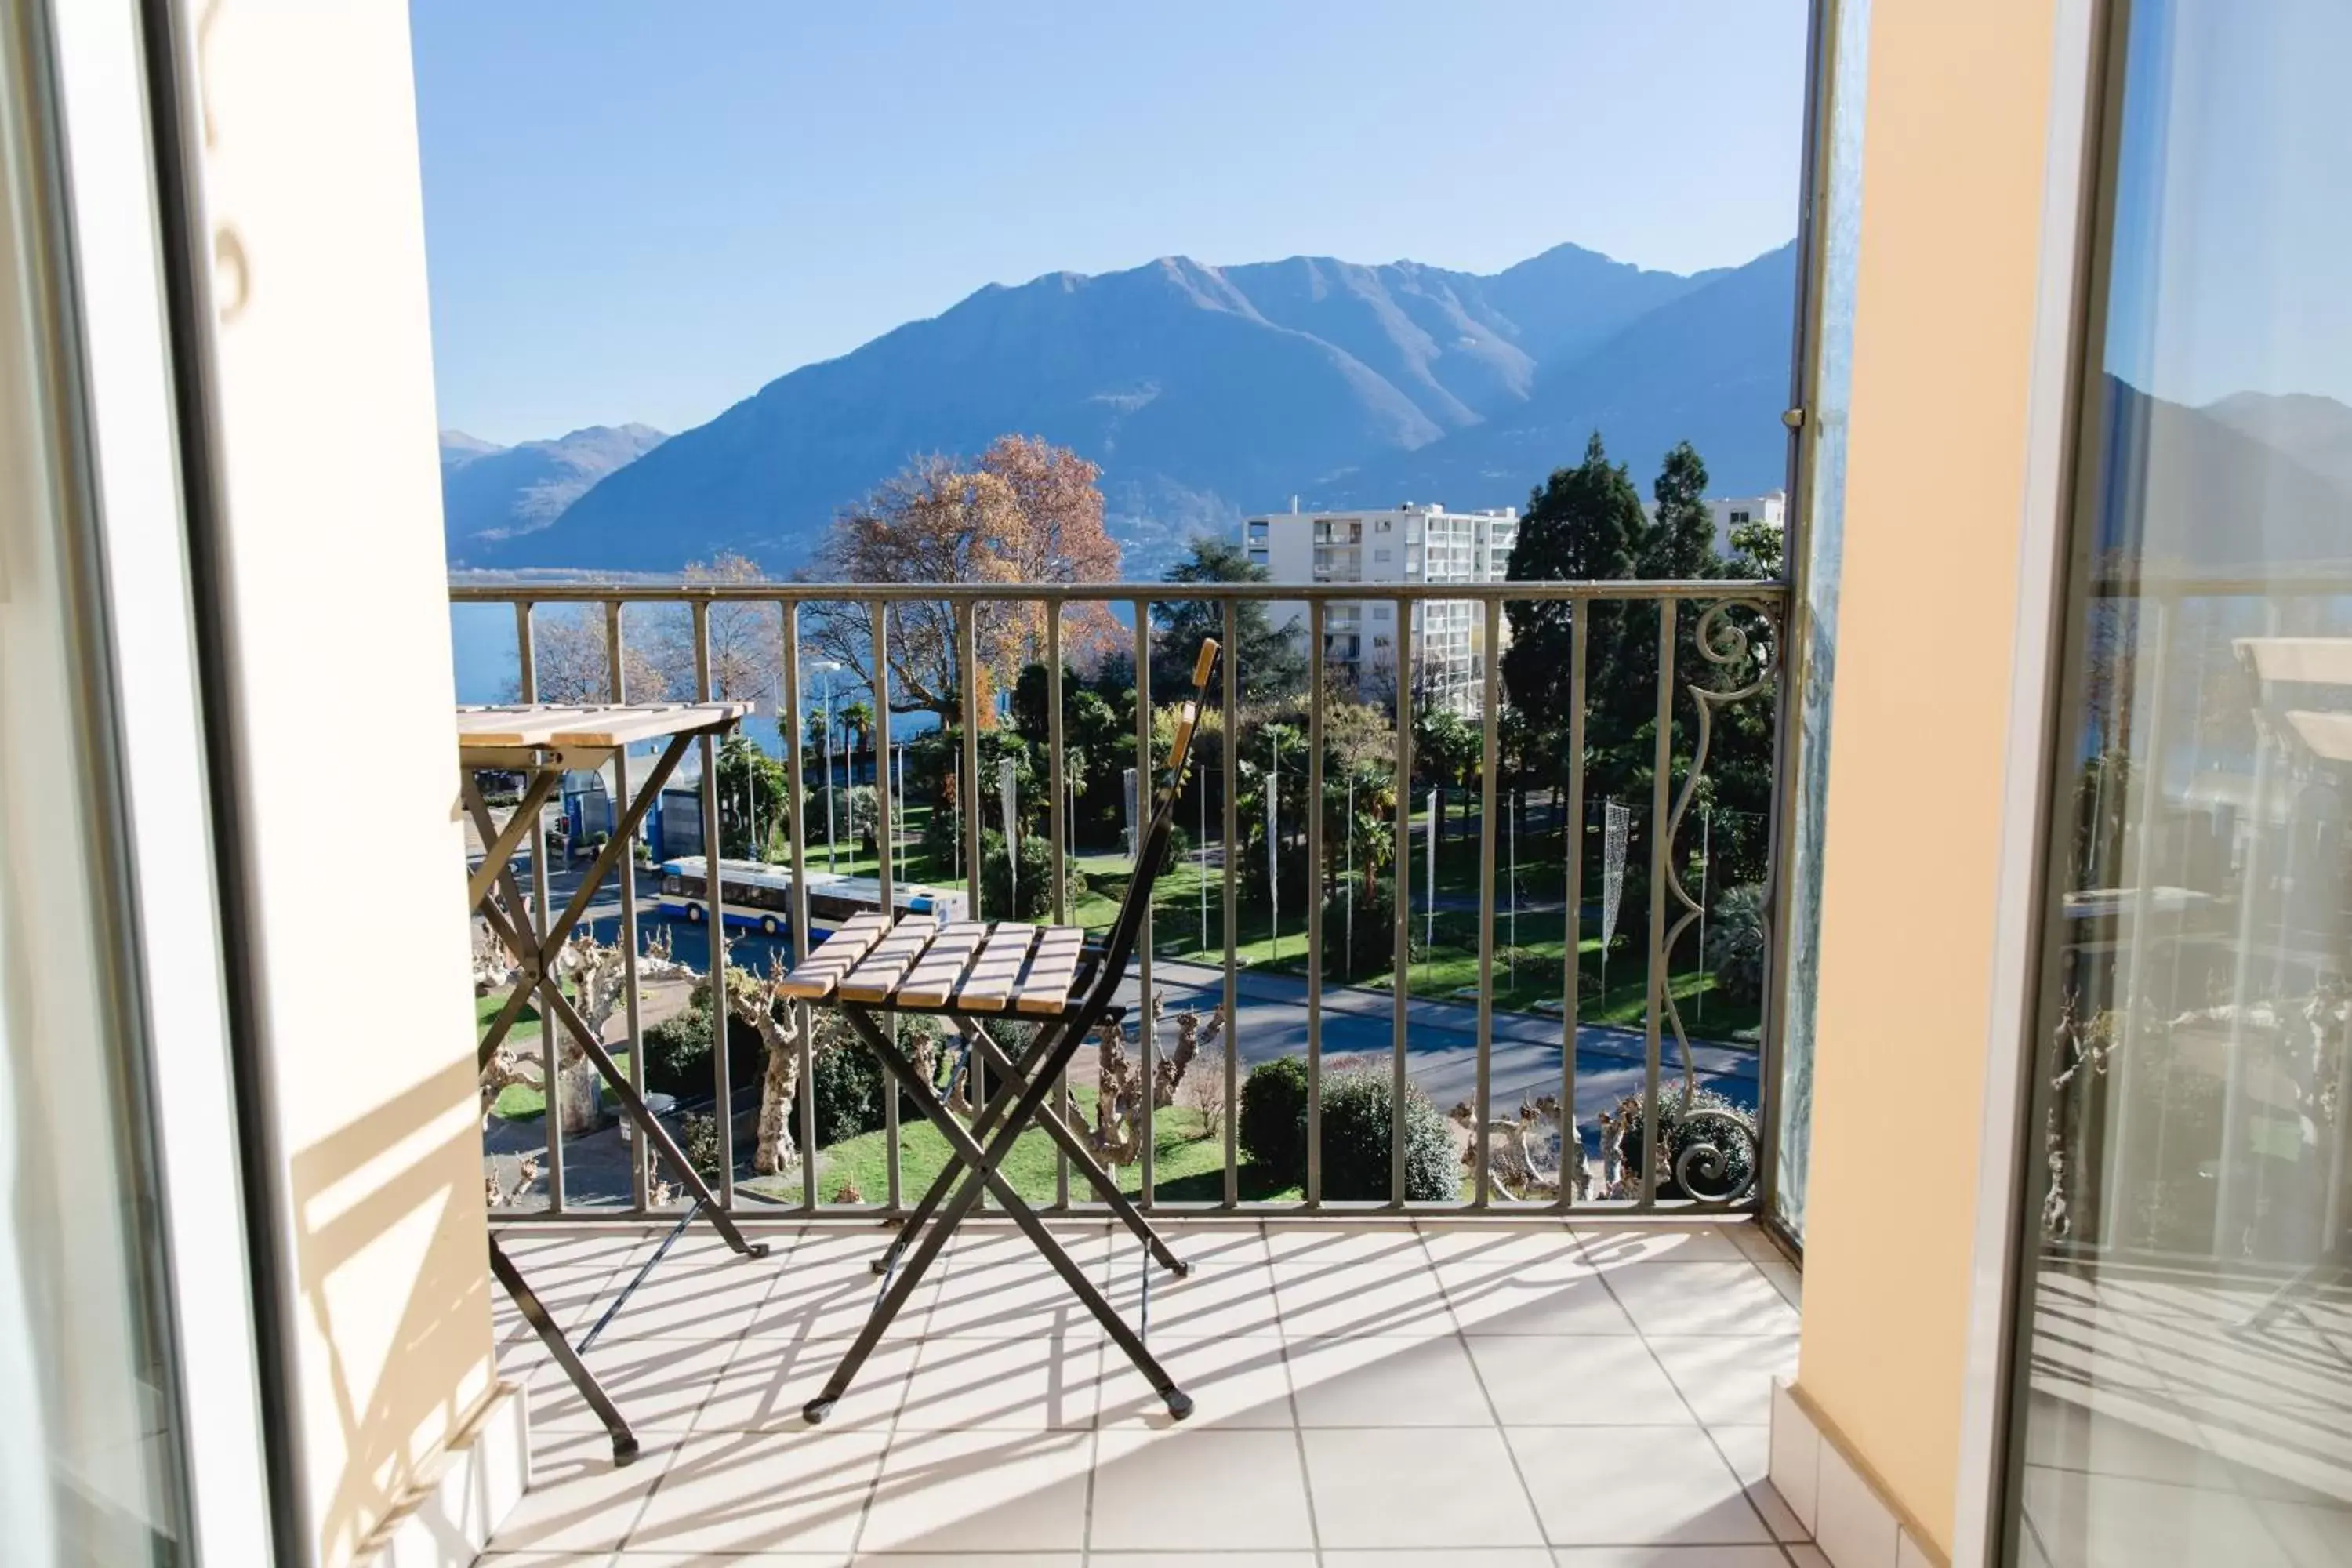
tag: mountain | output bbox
[2201,389,2352,497]
[481,243,1724,575]
[441,423,667,561]
[1312,243,1798,509]
[2096,381,2352,571]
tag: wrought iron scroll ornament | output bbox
[1653,599,1778,1204]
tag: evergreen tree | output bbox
[1500,433,1648,788]
[1150,535,1307,702]
[1643,441,1724,580]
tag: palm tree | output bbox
[839,699,875,780]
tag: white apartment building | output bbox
[1636,488,1786,554]
[1245,503,1518,715]
[1711,488,1786,553]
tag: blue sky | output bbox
[2102,0,2352,408]
[412,2,1811,445]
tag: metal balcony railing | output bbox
[454,577,1788,1221]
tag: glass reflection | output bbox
[2009,1,2352,1563]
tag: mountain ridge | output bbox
[441,422,668,561]
[463,241,1784,574]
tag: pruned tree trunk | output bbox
[1085,991,1221,1169]
[720,953,806,1176]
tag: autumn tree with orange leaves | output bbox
[803,436,1122,727]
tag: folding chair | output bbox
[787,638,1223,1425]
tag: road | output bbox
[496,855,1757,1130]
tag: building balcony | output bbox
[451,575,1806,1563]
[482,1217,1805,1559]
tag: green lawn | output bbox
[485,1051,633,1121]
[478,983,605,1119]
[741,1083,1304,1207]
[742,804,1758,1043]
[1073,836,1759,1042]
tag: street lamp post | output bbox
[808,661,842,873]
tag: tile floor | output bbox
[479,1217,1807,1566]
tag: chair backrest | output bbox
[1076,637,1220,1016]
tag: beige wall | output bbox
[1794,0,2061,1553]
[191,3,492,1564]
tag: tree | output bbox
[804,437,1123,725]
[1730,516,1784,579]
[1149,536,1306,702]
[1412,707,1479,839]
[1642,441,1725,582]
[1498,434,1779,907]
[652,554,779,704]
[714,734,790,860]
[514,604,668,705]
[837,700,874,763]
[1501,433,1647,782]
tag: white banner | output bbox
[998,756,1020,911]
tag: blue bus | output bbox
[654,857,967,940]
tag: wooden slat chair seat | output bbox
[774,916,1098,1018]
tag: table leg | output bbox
[490,1237,638,1465]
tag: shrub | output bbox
[1239,1058,1310,1183]
[641,1004,761,1098]
[810,1029,886,1144]
[1704,884,1769,1005]
[1323,878,1397,977]
[681,1112,724,1181]
[981,828,1072,922]
[1319,1069,1457,1202]
[1606,1085,1758,1203]
[805,1009,946,1145]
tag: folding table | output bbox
[459,701,772,1462]
[786,640,1222,1425]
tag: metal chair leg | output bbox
[870,1018,1072,1276]
[826,1008,1192,1421]
[956,1018,1190,1278]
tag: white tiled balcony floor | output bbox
[481,1218,1809,1567]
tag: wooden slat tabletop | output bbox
[456,701,753,749]
[774,913,892,1000]
[2238,637,2352,688]
[837,920,942,1004]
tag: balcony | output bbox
[483,1216,1805,1559]
[456,575,1798,1564]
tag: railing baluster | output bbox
[1391,595,1413,1206]
[873,599,898,1212]
[957,603,985,1129]
[1304,601,1323,1208]
[517,601,563,1212]
[1047,604,1069,1210]
[782,601,815,1212]
[1221,601,1242,1207]
[1639,600,1678,1209]
[1134,600,1154,1207]
[692,601,735,1207]
[606,600,649,1211]
[1475,597,1501,1207]
[1560,612,1588,1214]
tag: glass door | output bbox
[0,4,201,1561]
[2003,0,2352,1563]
